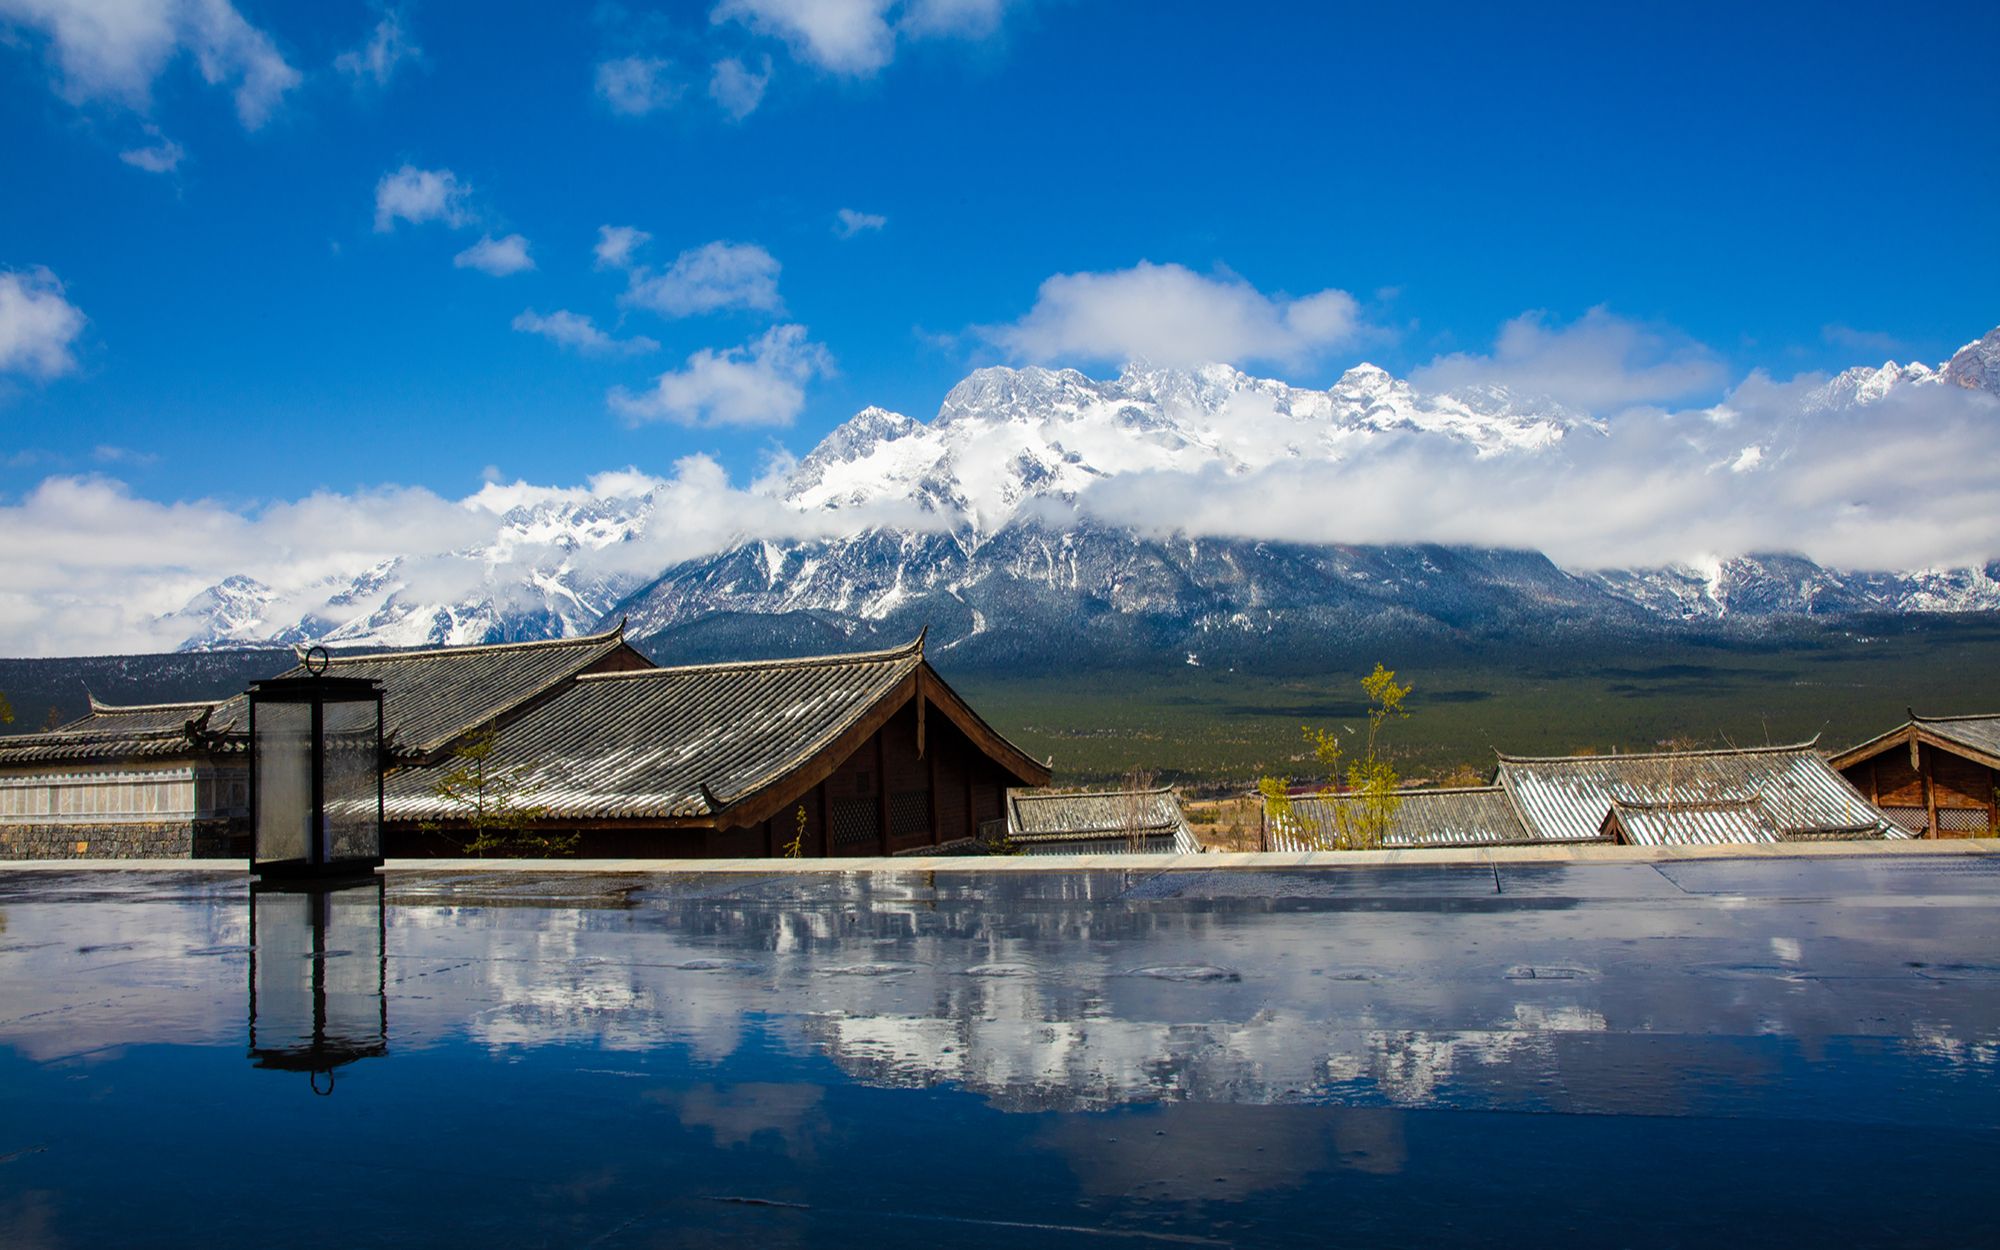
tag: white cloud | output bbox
[595,54,679,115]
[594,224,650,269]
[0,0,301,129]
[623,240,783,318]
[609,323,831,427]
[335,8,420,88]
[987,261,1367,369]
[1075,362,2000,572]
[453,233,535,276]
[708,54,769,119]
[834,207,886,237]
[372,164,469,232]
[0,266,87,379]
[1411,308,1726,411]
[512,308,658,356]
[713,0,1013,76]
[117,126,182,172]
[0,458,927,654]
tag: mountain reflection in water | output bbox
[1,860,1998,1247]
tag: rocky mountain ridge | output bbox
[159,328,2000,663]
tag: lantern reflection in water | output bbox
[247,879,387,1094]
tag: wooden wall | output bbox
[1845,742,1999,838]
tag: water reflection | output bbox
[3,862,2000,1246]
[247,879,386,1091]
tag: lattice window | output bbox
[1880,806,1927,833]
[890,789,931,839]
[1938,807,1996,834]
[831,798,879,848]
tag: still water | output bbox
[3,858,1998,1247]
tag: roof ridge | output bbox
[1608,795,1763,812]
[1,723,194,745]
[1015,786,1177,800]
[1297,785,1507,800]
[84,696,223,714]
[303,623,627,666]
[1496,738,1821,764]
[1911,711,2000,724]
[575,634,925,682]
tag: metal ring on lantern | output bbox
[310,1068,336,1096]
[304,645,331,677]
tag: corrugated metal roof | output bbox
[0,699,239,765]
[1267,786,1533,851]
[1498,743,1904,843]
[382,637,936,822]
[217,625,634,758]
[1603,798,1782,847]
[1015,833,1188,856]
[1006,788,1198,854]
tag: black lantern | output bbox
[248,878,388,1093]
[248,647,385,879]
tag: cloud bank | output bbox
[1078,360,2000,572]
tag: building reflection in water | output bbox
[247,878,388,1093]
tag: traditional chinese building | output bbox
[382,632,1049,857]
[1003,787,1198,855]
[1830,713,2000,838]
[1260,741,1905,851]
[0,697,248,858]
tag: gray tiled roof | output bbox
[0,699,239,765]
[382,636,975,822]
[1269,786,1532,850]
[1498,743,1902,843]
[1917,714,2000,761]
[1832,712,2000,772]
[1006,788,1198,853]
[219,625,635,759]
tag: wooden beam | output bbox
[876,722,890,856]
[928,731,940,846]
[1922,744,1938,839]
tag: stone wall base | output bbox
[0,820,246,860]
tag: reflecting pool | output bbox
[3,858,1999,1247]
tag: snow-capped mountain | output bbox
[165,328,2000,660]
[785,361,1583,531]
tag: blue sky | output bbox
[4,0,1995,510]
[1,2,1998,657]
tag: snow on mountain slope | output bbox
[163,330,2000,653]
[784,362,1581,530]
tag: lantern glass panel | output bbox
[323,699,382,862]
[253,701,312,866]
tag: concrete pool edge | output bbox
[3,837,1995,874]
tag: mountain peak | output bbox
[1944,326,2000,394]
